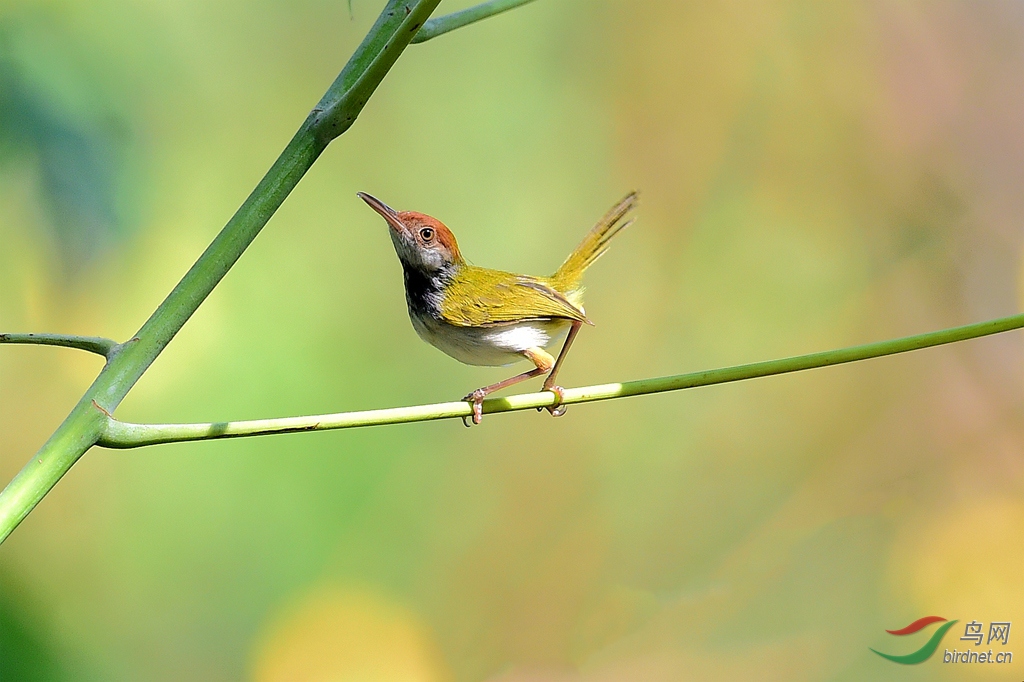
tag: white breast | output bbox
[410,315,571,367]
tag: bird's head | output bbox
[358,192,463,273]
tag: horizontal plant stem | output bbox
[412,0,537,43]
[0,333,118,358]
[99,311,1024,448]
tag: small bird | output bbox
[359,191,637,425]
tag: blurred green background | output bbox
[2,1,1023,680]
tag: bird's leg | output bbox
[463,348,553,426]
[541,320,583,417]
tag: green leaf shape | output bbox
[0,21,131,274]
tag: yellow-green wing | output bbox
[440,267,588,327]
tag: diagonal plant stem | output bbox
[412,0,537,43]
[0,333,118,358]
[98,312,1024,448]
[0,0,452,545]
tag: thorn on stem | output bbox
[90,400,113,418]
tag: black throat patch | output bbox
[402,263,453,320]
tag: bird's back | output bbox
[435,190,638,329]
[438,265,588,328]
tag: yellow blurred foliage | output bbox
[893,497,1024,619]
[251,585,449,682]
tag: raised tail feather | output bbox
[552,191,638,287]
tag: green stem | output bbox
[412,0,537,43]
[99,312,1024,448]
[0,0,443,545]
[0,333,118,358]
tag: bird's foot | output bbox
[462,389,486,426]
[544,384,567,417]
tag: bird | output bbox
[358,191,637,425]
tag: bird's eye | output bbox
[419,227,434,241]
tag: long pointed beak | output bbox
[357,192,406,233]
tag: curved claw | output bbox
[462,389,485,426]
[544,385,568,418]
